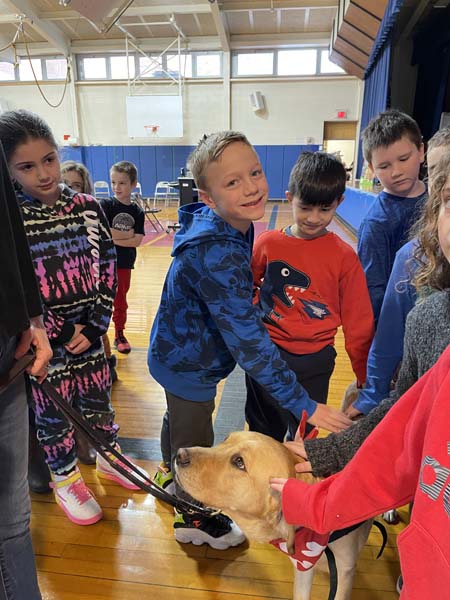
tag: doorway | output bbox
[323,121,357,178]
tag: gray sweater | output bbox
[305,290,450,477]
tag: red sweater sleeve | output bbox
[281,354,447,532]
[339,253,374,384]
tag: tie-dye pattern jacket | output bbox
[17,184,116,346]
[148,203,315,419]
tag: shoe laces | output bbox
[66,479,93,505]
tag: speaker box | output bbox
[249,91,265,112]
[178,177,197,206]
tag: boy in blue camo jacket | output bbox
[148,131,351,550]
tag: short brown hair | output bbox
[110,160,138,185]
[362,109,422,164]
[187,131,253,190]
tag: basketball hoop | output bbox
[144,125,160,138]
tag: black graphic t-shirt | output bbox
[100,197,145,269]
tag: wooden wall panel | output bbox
[329,0,388,79]
[340,21,374,55]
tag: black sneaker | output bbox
[174,510,245,549]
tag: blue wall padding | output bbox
[60,144,320,199]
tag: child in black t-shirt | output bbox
[100,161,145,353]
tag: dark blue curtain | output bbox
[356,0,405,175]
[365,0,404,76]
[357,42,391,175]
[412,5,450,141]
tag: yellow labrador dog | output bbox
[175,430,372,600]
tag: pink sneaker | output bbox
[51,468,102,525]
[114,331,131,354]
[96,448,149,490]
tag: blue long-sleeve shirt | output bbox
[148,203,316,418]
[354,239,418,414]
[357,189,425,324]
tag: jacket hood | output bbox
[16,183,76,209]
[171,202,251,256]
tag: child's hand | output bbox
[65,325,91,355]
[270,477,288,494]
[284,440,313,473]
[344,403,363,420]
[308,403,352,433]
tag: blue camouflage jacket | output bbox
[148,203,315,418]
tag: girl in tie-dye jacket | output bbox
[0,110,148,526]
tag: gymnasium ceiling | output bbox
[0,0,337,55]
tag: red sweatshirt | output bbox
[282,345,450,599]
[252,229,374,384]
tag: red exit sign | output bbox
[337,110,347,119]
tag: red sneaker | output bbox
[114,331,131,354]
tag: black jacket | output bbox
[0,144,41,337]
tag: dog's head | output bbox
[174,430,303,544]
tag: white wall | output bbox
[0,83,74,143]
[0,76,362,146]
[231,78,362,145]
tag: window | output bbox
[83,57,107,79]
[139,56,163,78]
[110,55,135,79]
[45,58,68,80]
[277,49,317,76]
[19,58,42,81]
[167,54,192,77]
[320,50,345,74]
[76,51,222,81]
[232,47,346,78]
[237,52,274,76]
[0,61,15,81]
[196,53,221,77]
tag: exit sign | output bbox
[337,110,347,119]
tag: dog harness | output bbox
[270,528,329,570]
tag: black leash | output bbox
[3,352,218,517]
[325,519,388,600]
[324,546,338,600]
[372,520,388,558]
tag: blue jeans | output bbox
[0,333,41,600]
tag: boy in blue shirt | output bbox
[357,109,426,325]
[350,126,450,417]
[148,131,351,550]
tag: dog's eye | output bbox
[231,455,246,471]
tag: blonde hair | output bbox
[187,131,253,190]
[413,152,450,295]
[61,161,93,195]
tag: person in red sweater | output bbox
[247,151,374,441]
[271,343,450,599]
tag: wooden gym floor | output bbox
[32,202,405,599]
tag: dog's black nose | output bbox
[176,448,191,467]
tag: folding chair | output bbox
[153,181,179,208]
[132,185,164,233]
[94,180,110,198]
